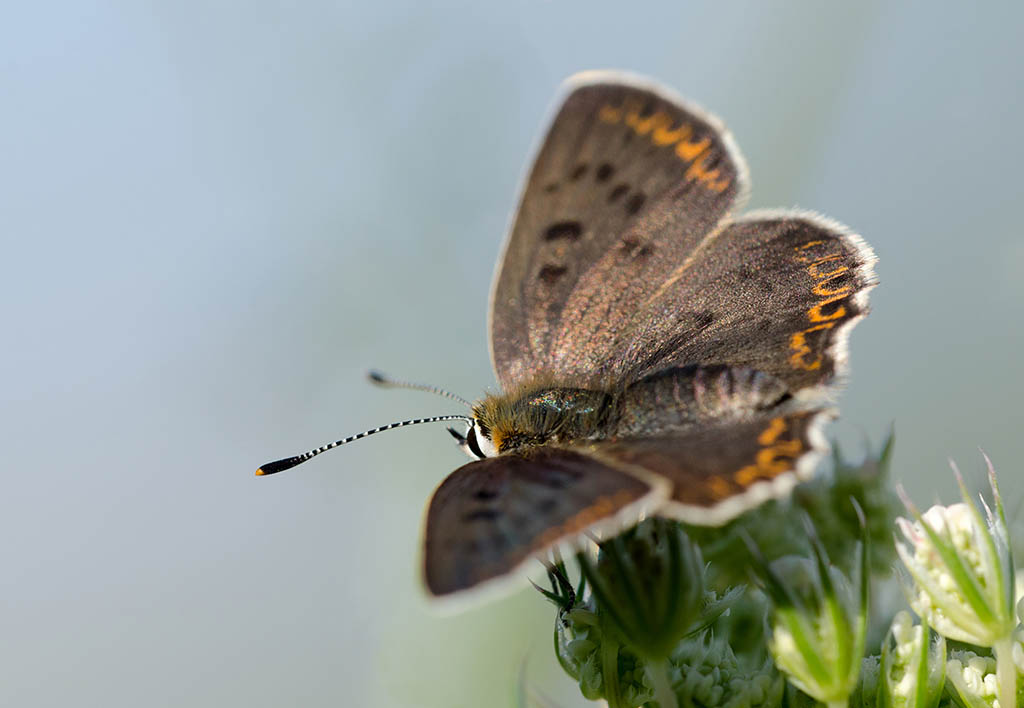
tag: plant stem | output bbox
[646,658,678,708]
[993,637,1016,708]
[601,638,626,708]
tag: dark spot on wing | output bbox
[625,192,646,215]
[538,264,568,284]
[570,163,588,181]
[704,150,726,171]
[544,182,559,193]
[695,310,715,329]
[608,184,629,202]
[619,237,654,261]
[473,488,499,501]
[544,221,583,241]
[595,163,614,182]
[536,473,569,489]
[463,508,501,522]
[538,498,559,514]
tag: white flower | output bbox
[895,499,1014,646]
[945,650,1016,708]
[896,457,1019,708]
[879,611,945,708]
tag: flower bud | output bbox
[879,611,945,708]
[759,517,868,707]
[581,518,709,661]
[896,456,1018,708]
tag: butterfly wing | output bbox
[490,71,749,390]
[491,72,875,399]
[604,210,877,398]
[423,446,668,596]
[589,408,832,526]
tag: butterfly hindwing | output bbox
[589,408,832,526]
[423,447,667,596]
[490,71,749,390]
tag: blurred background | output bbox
[3,1,1023,706]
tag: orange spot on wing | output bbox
[811,281,851,297]
[597,102,731,193]
[652,120,691,146]
[706,476,734,500]
[757,417,787,445]
[734,418,805,486]
[627,110,669,136]
[789,240,857,369]
[675,136,710,162]
[599,104,623,123]
[789,322,836,370]
[796,240,824,250]
[532,489,638,550]
[808,296,848,323]
[685,154,728,192]
[807,258,847,279]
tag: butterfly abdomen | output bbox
[611,365,793,438]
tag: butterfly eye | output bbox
[465,425,486,459]
[465,421,500,459]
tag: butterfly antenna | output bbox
[367,370,473,408]
[256,414,473,476]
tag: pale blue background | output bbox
[3,2,1023,706]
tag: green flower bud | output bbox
[669,631,784,708]
[580,518,710,661]
[757,514,868,708]
[850,655,881,708]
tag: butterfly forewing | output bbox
[609,212,877,395]
[490,72,749,390]
[423,447,667,597]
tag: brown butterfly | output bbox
[257,71,877,600]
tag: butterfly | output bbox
[258,70,877,600]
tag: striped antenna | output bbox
[367,370,473,408]
[256,414,473,476]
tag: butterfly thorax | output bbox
[472,386,613,454]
